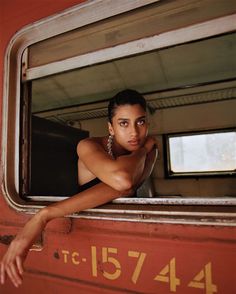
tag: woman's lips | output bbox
[128,140,140,146]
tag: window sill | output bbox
[24,196,236,226]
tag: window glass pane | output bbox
[169,132,236,173]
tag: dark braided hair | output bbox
[108,89,146,123]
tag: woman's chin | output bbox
[126,145,141,152]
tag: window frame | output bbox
[165,128,236,177]
[2,0,236,226]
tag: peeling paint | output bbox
[54,251,60,259]
[0,235,15,245]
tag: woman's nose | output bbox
[130,124,138,136]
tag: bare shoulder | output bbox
[77,137,106,156]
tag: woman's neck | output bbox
[103,136,129,158]
[112,138,130,158]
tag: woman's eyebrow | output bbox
[136,116,146,121]
[137,116,146,119]
[117,115,146,121]
[117,118,129,121]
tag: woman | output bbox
[0,89,157,287]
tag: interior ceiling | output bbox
[32,32,236,116]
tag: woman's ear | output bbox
[108,122,114,136]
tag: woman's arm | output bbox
[0,183,131,288]
[1,137,157,288]
[135,147,158,189]
[77,136,156,191]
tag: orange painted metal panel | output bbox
[1,220,236,293]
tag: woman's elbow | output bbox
[113,171,134,192]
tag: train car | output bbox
[0,0,236,293]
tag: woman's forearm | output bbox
[41,182,128,223]
[43,147,157,224]
[113,138,157,190]
[77,138,153,191]
[137,147,158,186]
[113,147,147,190]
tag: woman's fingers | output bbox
[4,261,22,288]
[1,253,24,287]
[0,262,6,284]
[5,264,14,286]
[16,256,24,275]
[144,136,157,153]
[9,261,22,287]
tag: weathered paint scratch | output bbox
[0,235,15,245]
[54,251,60,259]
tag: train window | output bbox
[2,0,236,224]
[167,131,236,176]
[26,30,236,205]
[26,30,236,198]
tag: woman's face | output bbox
[108,104,148,153]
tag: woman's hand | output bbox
[1,235,29,287]
[143,136,157,154]
[0,210,48,288]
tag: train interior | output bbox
[28,31,236,199]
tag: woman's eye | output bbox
[137,119,146,126]
[119,121,128,127]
